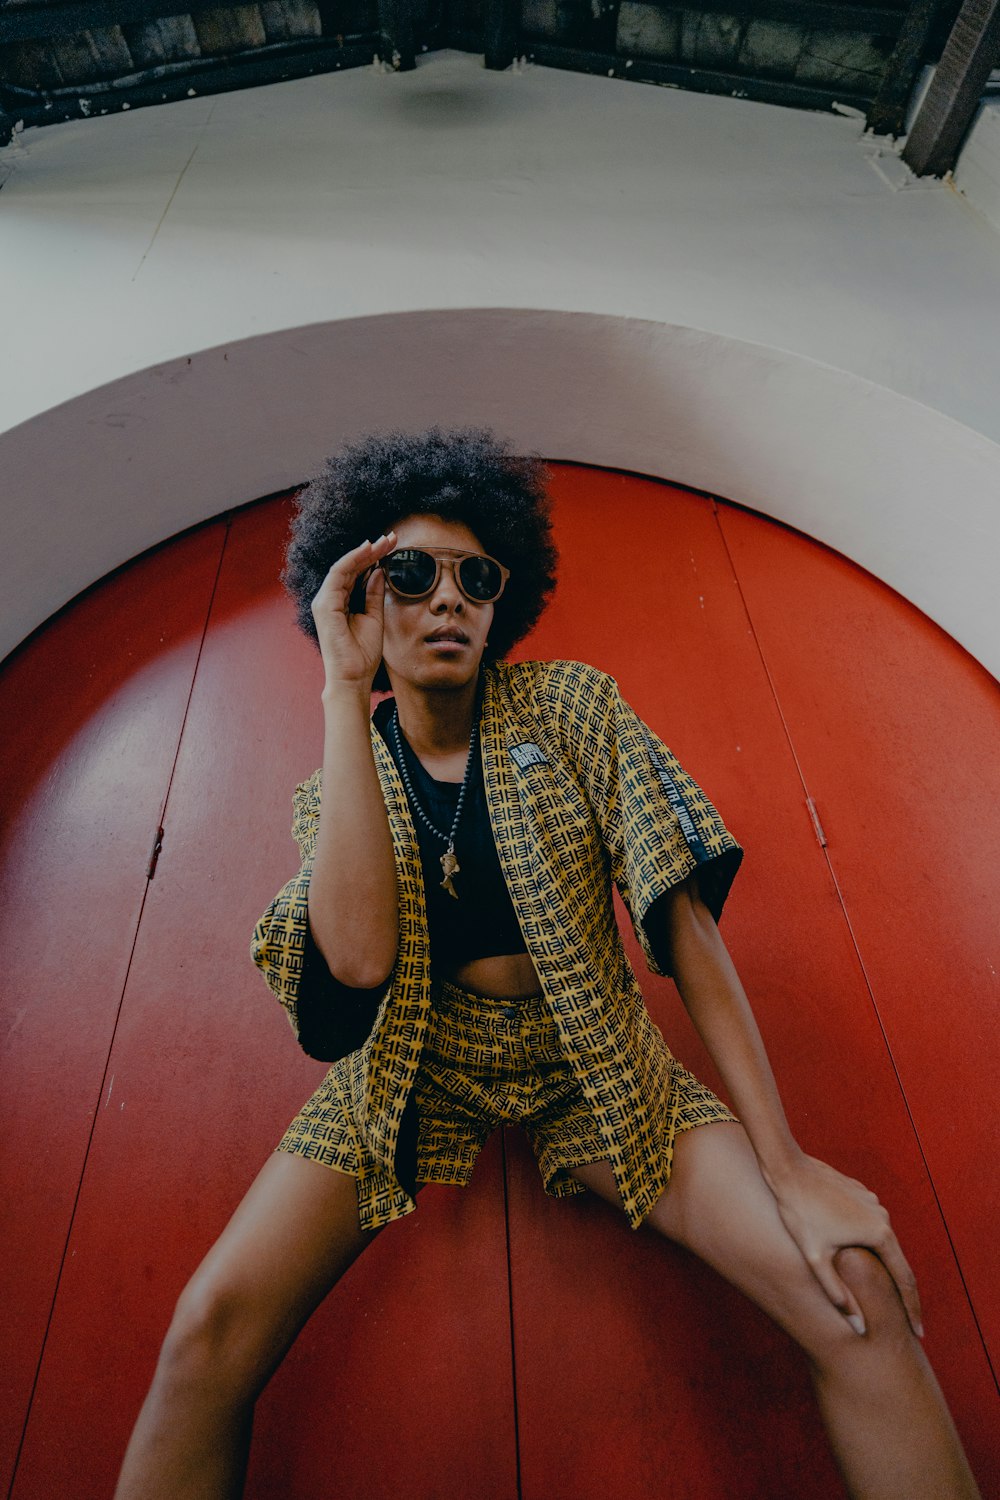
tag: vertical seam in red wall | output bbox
[710,499,998,1395]
[6,519,234,1500]
[500,1129,525,1500]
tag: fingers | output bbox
[808,1255,869,1337]
[875,1233,924,1338]
[364,563,386,619]
[846,1191,925,1340]
[816,1235,924,1341]
[313,531,396,617]
[773,1157,925,1343]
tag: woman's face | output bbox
[380,513,495,693]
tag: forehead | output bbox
[390,512,484,552]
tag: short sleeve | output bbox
[547,663,743,978]
[250,768,388,1061]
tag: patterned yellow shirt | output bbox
[251,659,743,1231]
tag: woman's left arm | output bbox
[665,874,923,1339]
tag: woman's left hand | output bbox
[765,1152,923,1338]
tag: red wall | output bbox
[2,466,997,1498]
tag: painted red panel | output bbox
[11,500,517,1500]
[717,501,1000,1375]
[0,525,225,1495]
[5,468,997,1499]
[505,466,998,1496]
[503,1129,843,1499]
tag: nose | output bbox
[429,560,464,612]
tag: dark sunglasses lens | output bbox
[383,550,438,596]
[458,555,503,601]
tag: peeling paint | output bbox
[831,100,865,120]
[806,796,828,848]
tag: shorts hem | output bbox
[274,1135,358,1177]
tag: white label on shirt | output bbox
[510,741,549,770]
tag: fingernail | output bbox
[847,1314,866,1337]
[916,1321,925,1339]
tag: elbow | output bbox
[306,917,396,991]
[330,957,395,990]
[320,930,397,990]
[318,930,396,989]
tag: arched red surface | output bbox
[1,465,997,1499]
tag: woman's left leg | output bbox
[571,1124,981,1500]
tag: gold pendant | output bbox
[440,847,460,899]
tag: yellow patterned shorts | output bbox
[276,978,737,1227]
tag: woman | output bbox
[115,427,980,1499]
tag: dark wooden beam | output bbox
[484,0,519,69]
[525,41,878,109]
[0,0,252,43]
[0,39,374,132]
[0,0,910,48]
[377,0,416,69]
[901,0,1000,173]
[612,0,907,35]
[866,0,953,134]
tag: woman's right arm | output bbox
[306,532,399,989]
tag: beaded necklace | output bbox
[390,703,481,900]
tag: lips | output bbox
[426,628,469,645]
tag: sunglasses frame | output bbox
[377,546,510,605]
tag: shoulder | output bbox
[494,658,618,705]
[490,661,623,759]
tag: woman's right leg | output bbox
[114,1151,380,1500]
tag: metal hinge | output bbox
[146,824,164,879]
[806,796,828,848]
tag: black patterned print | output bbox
[251,660,744,1232]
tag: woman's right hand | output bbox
[310,531,397,692]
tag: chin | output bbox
[385,646,486,695]
[433,663,480,687]
[418,658,483,690]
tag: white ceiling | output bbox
[1,51,999,674]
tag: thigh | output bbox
[174,1152,380,1381]
[571,1123,853,1352]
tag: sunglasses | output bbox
[377,547,510,604]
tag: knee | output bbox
[834,1246,909,1334]
[155,1272,267,1405]
[804,1248,913,1373]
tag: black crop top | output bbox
[371,695,527,966]
[296,695,529,1043]
[294,690,677,1057]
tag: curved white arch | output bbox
[4,308,999,678]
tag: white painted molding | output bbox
[4,309,999,679]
